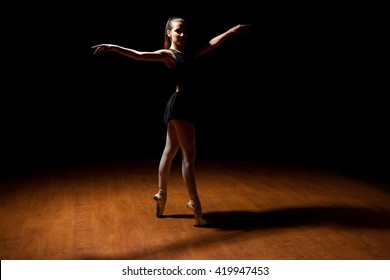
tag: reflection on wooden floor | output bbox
[0,157,389,260]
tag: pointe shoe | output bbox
[186,200,203,226]
[153,191,167,217]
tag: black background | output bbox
[2,2,388,183]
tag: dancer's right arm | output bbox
[91,44,176,67]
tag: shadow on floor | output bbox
[201,206,390,230]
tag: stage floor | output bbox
[1,157,389,260]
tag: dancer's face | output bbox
[168,21,188,48]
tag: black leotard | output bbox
[163,49,196,124]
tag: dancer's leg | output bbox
[171,120,202,225]
[154,122,179,217]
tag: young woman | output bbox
[91,17,251,226]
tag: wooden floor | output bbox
[0,156,389,260]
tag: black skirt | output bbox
[163,90,196,125]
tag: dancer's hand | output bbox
[91,44,114,55]
[230,24,252,36]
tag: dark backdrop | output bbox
[2,3,387,183]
